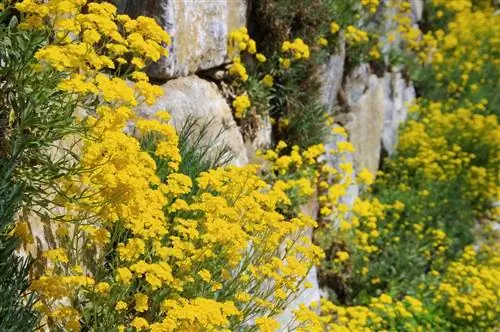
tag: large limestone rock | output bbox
[118,0,247,79]
[382,70,415,156]
[137,76,248,166]
[343,65,386,174]
[320,36,346,113]
[410,0,424,22]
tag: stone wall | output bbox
[118,0,248,79]
[24,0,422,328]
[114,0,422,325]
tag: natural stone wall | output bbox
[382,70,416,156]
[320,35,346,114]
[118,0,248,79]
[20,0,422,325]
[120,1,421,320]
[343,64,386,174]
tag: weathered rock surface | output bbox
[244,114,273,163]
[382,70,415,156]
[137,76,248,166]
[320,35,346,113]
[343,65,386,174]
[118,0,247,79]
[410,0,424,21]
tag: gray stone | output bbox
[343,65,386,174]
[119,0,247,79]
[244,114,273,163]
[320,35,346,113]
[382,71,415,156]
[137,76,248,166]
[410,0,424,22]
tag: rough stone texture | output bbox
[118,0,247,79]
[382,71,416,156]
[137,76,248,166]
[410,0,424,22]
[320,35,346,113]
[244,114,273,163]
[17,133,85,279]
[343,65,386,174]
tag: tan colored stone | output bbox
[137,76,248,166]
[344,65,385,174]
[119,0,248,79]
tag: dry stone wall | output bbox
[117,0,248,79]
[20,1,422,327]
[114,0,422,325]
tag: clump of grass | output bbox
[141,115,234,188]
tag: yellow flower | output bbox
[96,282,110,294]
[131,317,149,330]
[261,74,274,88]
[198,269,212,282]
[116,267,133,285]
[135,293,149,312]
[280,58,291,69]
[232,94,251,119]
[357,168,374,185]
[44,249,69,264]
[330,21,341,34]
[336,251,350,262]
[317,37,328,46]
[255,317,280,332]
[256,53,267,63]
[115,301,128,311]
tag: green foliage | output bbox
[0,151,39,330]
[248,0,382,149]
[0,28,84,210]
[270,55,330,150]
[250,0,334,53]
[247,0,339,150]
[0,22,84,331]
[413,1,500,115]
[141,115,234,187]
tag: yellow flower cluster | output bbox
[228,27,267,81]
[361,0,380,14]
[295,295,428,331]
[232,94,251,119]
[281,38,311,60]
[345,25,369,45]
[434,245,500,327]
[16,0,170,109]
[261,74,274,88]
[16,5,331,330]
[397,102,499,212]
[330,21,341,34]
[228,56,249,81]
